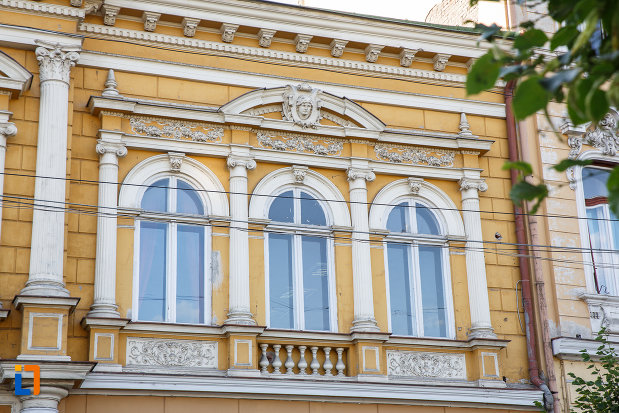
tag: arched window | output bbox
[384,199,451,338]
[136,177,209,324]
[266,188,335,331]
[581,166,619,295]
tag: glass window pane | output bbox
[387,243,413,335]
[176,180,204,215]
[269,233,294,329]
[587,207,612,294]
[418,245,447,337]
[269,191,294,223]
[141,179,168,212]
[583,167,610,201]
[301,236,329,331]
[176,225,204,324]
[416,204,440,235]
[138,222,167,322]
[387,202,408,233]
[300,192,327,226]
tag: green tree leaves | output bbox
[465,53,501,95]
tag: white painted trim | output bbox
[79,372,543,407]
[361,346,380,373]
[369,178,465,237]
[119,154,228,216]
[481,352,499,378]
[78,52,506,118]
[0,23,83,50]
[27,313,63,351]
[0,393,21,413]
[249,167,350,227]
[552,336,619,361]
[93,333,115,361]
[0,0,84,19]
[0,50,32,96]
[233,339,253,367]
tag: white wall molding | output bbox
[79,372,542,408]
[0,50,32,97]
[79,51,506,118]
[0,0,85,19]
[386,350,466,380]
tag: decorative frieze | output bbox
[258,29,276,48]
[330,39,348,58]
[128,116,224,142]
[257,131,344,156]
[386,350,466,380]
[433,54,451,71]
[126,337,218,368]
[566,112,619,159]
[182,18,200,37]
[282,83,323,128]
[374,144,455,167]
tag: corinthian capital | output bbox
[459,177,488,192]
[35,41,80,84]
[96,141,127,158]
[227,155,256,170]
[347,168,375,182]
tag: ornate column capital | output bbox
[96,140,127,158]
[347,167,375,182]
[0,122,17,144]
[459,177,488,193]
[227,155,256,171]
[35,41,80,84]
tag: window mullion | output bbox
[295,233,305,330]
[604,205,619,295]
[412,243,423,337]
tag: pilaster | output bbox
[347,167,379,332]
[459,177,496,339]
[0,116,17,243]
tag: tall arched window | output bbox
[136,177,209,324]
[266,188,335,331]
[385,199,451,338]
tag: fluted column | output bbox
[89,138,127,318]
[21,41,80,297]
[348,168,379,332]
[0,121,17,242]
[459,177,495,338]
[225,155,256,325]
[19,386,67,413]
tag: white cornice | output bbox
[79,372,542,408]
[0,23,83,49]
[103,0,511,59]
[552,337,619,361]
[0,0,84,19]
[78,22,474,88]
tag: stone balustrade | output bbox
[258,343,347,377]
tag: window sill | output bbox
[386,335,509,350]
[579,292,619,336]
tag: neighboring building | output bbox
[0,1,543,412]
[425,0,508,28]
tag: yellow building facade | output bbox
[0,1,543,412]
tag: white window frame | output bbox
[576,164,619,296]
[264,186,338,332]
[132,175,212,325]
[383,198,455,339]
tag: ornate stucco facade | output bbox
[0,1,543,412]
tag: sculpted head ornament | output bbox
[282,84,322,128]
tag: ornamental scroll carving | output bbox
[257,131,343,156]
[374,144,455,167]
[386,350,466,380]
[129,116,224,142]
[126,337,217,368]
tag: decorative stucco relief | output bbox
[282,83,322,128]
[257,131,343,156]
[126,337,218,368]
[129,116,224,142]
[374,144,455,167]
[386,350,466,380]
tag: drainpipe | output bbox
[505,80,554,411]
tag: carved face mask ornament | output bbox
[282,83,323,129]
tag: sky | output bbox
[271,0,443,22]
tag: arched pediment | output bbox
[220,83,385,131]
[0,51,32,97]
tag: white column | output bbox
[20,386,67,413]
[459,177,495,339]
[348,168,379,332]
[89,137,127,318]
[0,120,17,242]
[21,41,80,297]
[225,154,256,325]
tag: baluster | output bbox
[310,346,320,376]
[335,347,345,377]
[285,345,295,375]
[323,347,333,375]
[298,346,308,375]
[259,344,269,374]
[272,344,282,374]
